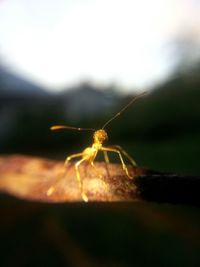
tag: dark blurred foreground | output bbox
[0,195,200,267]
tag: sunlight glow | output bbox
[0,0,199,91]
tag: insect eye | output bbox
[100,130,108,140]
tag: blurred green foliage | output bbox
[1,66,200,175]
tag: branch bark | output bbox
[0,155,199,205]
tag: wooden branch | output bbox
[0,155,199,205]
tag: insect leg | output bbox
[90,160,103,178]
[47,152,84,197]
[75,158,88,202]
[101,147,132,179]
[90,160,109,196]
[103,151,110,164]
[111,145,137,166]
[64,153,83,166]
[102,150,111,181]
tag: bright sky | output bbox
[0,0,199,92]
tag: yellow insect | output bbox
[50,92,146,202]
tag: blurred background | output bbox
[0,0,200,266]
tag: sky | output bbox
[0,0,200,92]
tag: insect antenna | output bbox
[50,125,95,131]
[102,91,147,129]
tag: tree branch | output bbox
[0,155,199,205]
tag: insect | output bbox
[50,92,147,202]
